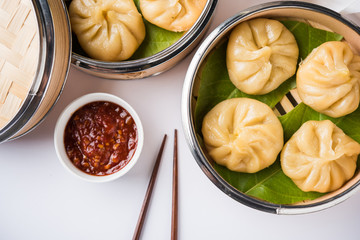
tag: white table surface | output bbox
[1,0,359,239]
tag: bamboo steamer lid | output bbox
[0,0,39,129]
[0,0,71,143]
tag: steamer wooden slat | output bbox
[14,22,37,56]
[0,93,22,123]
[0,0,39,130]
[20,37,38,74]
[290,89,301,103]
[279,95,295,113]
[9,82,28,100]
[0,77,11,103]
[7,4,31,33]
[0,9,10,28]
[0,0,21,16]
[0,25,15,48]
[2,62,33,89]
[0,59,5,71]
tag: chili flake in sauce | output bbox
[64,101,138,176]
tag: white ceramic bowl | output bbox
[54,93,144,182]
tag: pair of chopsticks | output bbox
[133,130,178,240]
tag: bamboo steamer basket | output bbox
[69,0,218,80]
[0,0,71,143]
[182,1,360,214]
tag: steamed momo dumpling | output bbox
[202,98,283,173]
[139,0,207,32]
[69,0,146,61]
[226,18,299,95]
[297,41,360,118]
[281,120,360,193]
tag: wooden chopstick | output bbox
[171,129,178,240]
[133,134,167,240]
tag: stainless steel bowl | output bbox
[182,1,360,214]
[0,0,71,143]
[69,0,218,80]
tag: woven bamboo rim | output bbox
[0,0,39,130]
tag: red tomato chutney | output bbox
[64,101,138,176]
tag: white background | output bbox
[1,0,359,239]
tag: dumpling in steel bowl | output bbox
[69,0,146,61]
[139,0,207,32]
[226,18,299,95]
[202,98,284,173]
[281,120,360,193]
[297,41,360,118]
